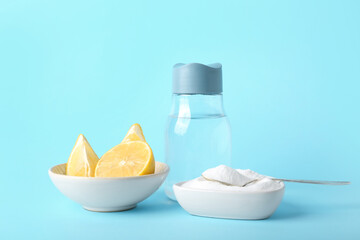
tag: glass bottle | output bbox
[164,63,231,200]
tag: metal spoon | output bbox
[201,175,351,187]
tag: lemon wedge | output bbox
[95,141,155,177]
[66,134,99,177]
[121,123,145,143]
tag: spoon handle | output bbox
[272,178,351,185]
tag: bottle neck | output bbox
[170,94,226,118]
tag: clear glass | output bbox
[164,94,232,200]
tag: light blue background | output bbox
[0,0,359,239]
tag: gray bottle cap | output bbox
[172,63,222,94]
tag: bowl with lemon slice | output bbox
[49,124,169,212]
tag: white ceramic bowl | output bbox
[49,162,169,212]
[173,181,285,220]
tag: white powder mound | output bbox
[245,178,282,191]
[182,177,245,191]
[182,165,283,192]
[236,169,265,180]
[202,165,253,186]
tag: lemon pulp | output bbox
[66,134,99,177]
[121,123,146,143]
[95,141,155,177]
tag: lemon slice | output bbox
[66,134,99,177]
[95,141,155,177]
[121,123,145,143]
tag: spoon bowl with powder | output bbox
[201,165,350,187]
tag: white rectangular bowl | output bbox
[173,181,285,220]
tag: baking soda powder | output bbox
[182,165,282,192]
